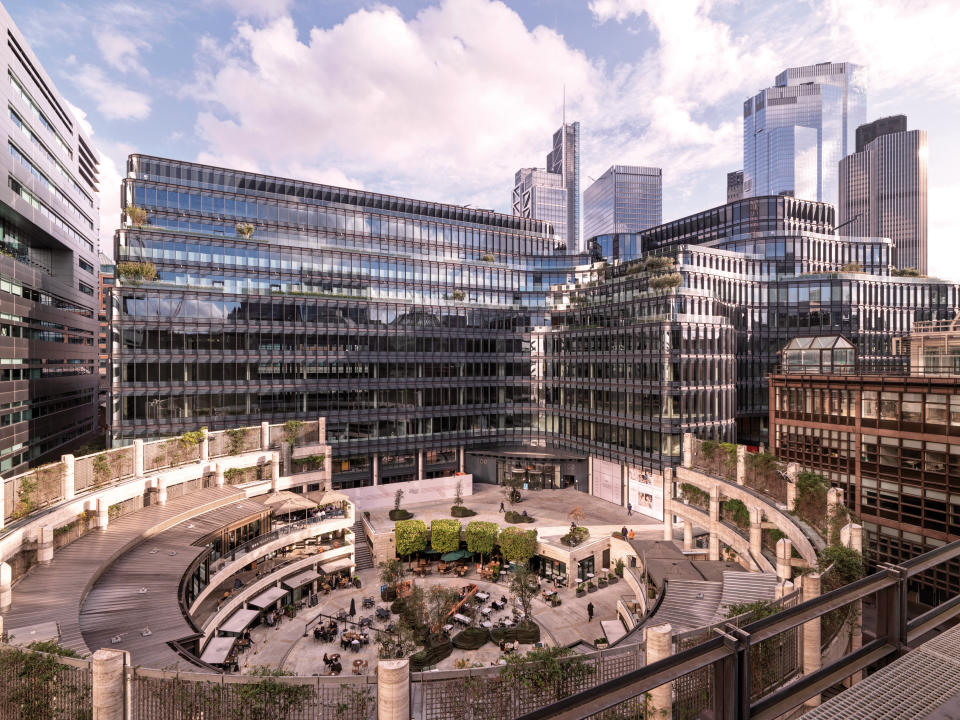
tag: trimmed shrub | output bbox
[489,623,541,645]
[560,526,590,547]
[451,505,477,517]
[499,527,538,563]
[409,640,453,671]
[389,508,413,521]
[430,519,462,554]
[504,510,535,524]
[452,627,489,650]
[395,519,428,559]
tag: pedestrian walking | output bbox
[587,602,594,622]
[627,502,633,516]
[499,501,505,512]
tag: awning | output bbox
[248,586,289,609]
[441,550,471,562]
[319,557,353,574]
[200,636,236,665]
[220,608,260,635]
[283,569,320,589]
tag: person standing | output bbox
[587,602,594,622]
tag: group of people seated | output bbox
[498,639,521,654]
[322,653,343,675]
[316,504,344,520]
[490,596,508,611]
[312,620,338,642]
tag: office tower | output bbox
[583,165,662,240]
[512,168,567,247]
[726,171,744,203]
[839,116,928,274]
[771,318,960,603]
[743,61,866,204]
[547,122,580,252]
[0,5,100,474]
[98,252,114,429]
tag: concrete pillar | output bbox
[134,439,144,477]
[97,498,109,530]
[215,463,225,488]
[38,524,54,564]
[708,486,720,562]
[261,421,271,450]
[0,476,4,532]
[271,451,280,491]
[417,450,424,481]
[775,580,794,600]
[643,623,673,720]
[156,475,168,506]
[776,538,792,582]
[736,445,746,485]
[92,648,127,720]
[662,474,673,542]
[372,455,380,486]
[200,427,209,462]
[802,572,822,709]
[749,507,762,560]
[0,561,11,613]
[281,442,292,476]
[786,462,799,482]
[683,520,693,551]
[458,446,464,473]
[317,417,326,442]
[842,524,863,686]
[377,658,410,720]
[62,454,76,501]
[786,480,797,512]
[682,433,694,468]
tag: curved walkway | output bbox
[3,486,243,656]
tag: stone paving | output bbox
[232,485,661,676]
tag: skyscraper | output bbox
[546,122,580,252]
[512,168,567,247]
[726,170,744,203]
[0,4,100,475]
[583,165,662,240]
[839,116,928,274]
[743,62,866,204]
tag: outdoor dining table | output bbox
[442,624,453,633]
[480,607,492,616]
[481,621,493,628]
[376,608,390,619]
[475,592,490,601]
[586,573,595,579]
[453,613,471,625]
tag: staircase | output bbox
[352,519,375,571]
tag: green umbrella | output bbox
[441,551,462,562]
[425,549,440,556]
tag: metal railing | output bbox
[516,537,960,720]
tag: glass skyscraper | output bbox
[583,165,662,241]
[0,4,100,475]
[512,168,566,249]
[545,122,580,253]
[839,116,928,274]
[743,62,866,205]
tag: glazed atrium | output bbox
[111,156,960,492]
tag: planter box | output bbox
[596,642,609,650]
[576,589,585,598]
[587,585,597,593]
[608,576,619,584]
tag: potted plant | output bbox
[284,603,297,618]
[576,583,586,598]
[614,559,625,578]
[595,636,609,649]
[608,572,619,585]
[587,581,597,594]
[597,576,608,588]
[353,576,362,588]
[364,510,370,519]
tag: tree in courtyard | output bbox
[378,558,406,592]
[426,586,461,637]
[465,521,498,567]
[498,527,537,564]
[510,561,537,623]
[430,519,461,554]
[395,519,428,565]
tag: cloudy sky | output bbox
[8,0,960,276]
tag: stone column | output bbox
[97,497,110,530]
[749,507,762,560]
[92,648,127,720]
[0,478,5,532]
[417,450,424,481]
[62,454,76,501]
[682,433,693,468]
[281,442,292,477]
[775,579,794,600]
[708,486,720,562]
[200,427,209,462]
[827,487,843,536]
[271,451,280,491]
[156,475,168,506]
[786,480,797,512]
[662,468,674,541]
[261,421,271,450]
[458,446,464,473]
[842,523,864,686]
[378,658,410,720]
[683,520,693,551]
[776,538,792,582]
[802,572,822,709]
[644,623,673,720]
[317,417,326,442]
[215,463,225,488]
[0,561,12,613]
[736,445,746,485]
[38,524,54,565]
[372,455,380,486]
[134,439,144,477]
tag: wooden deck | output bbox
[2,486,245,657]
[79,496,265,669]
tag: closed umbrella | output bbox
[349,598,356,617]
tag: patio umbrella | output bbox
[349,598,356,617]
[425,549,440,556]
[262,491,316,522]
[441,551,462,562]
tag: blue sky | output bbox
[8,0,960,276]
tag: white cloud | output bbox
[95,31,149,74]
[68,64,151,121]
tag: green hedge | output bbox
[395,519,428,558]
[504,510,535,524]
[430,519,462,554]
[499,527,538,563]
[389,508,413,521]
[451,505,477,517]
[452,627,489,650]
[410,640,453,671]
[489,623,540,645]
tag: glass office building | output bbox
[512,168,566,249]
[744,62,866,205]
[839,116,928,274]
[545,122,580,253]
[583,165,662,241]
[0,5,100,475]
[112,157,959,489]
